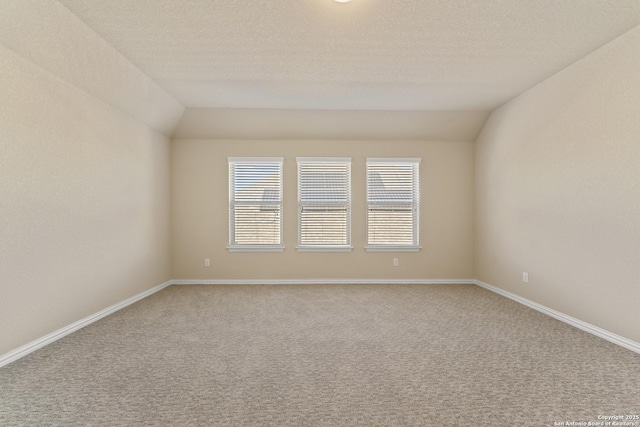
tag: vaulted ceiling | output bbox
[2,1,639,138]
[58,0,640,111]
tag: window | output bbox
[366,158,421,252]
[297,157,352,251]
[228,158,283,252]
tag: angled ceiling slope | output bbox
[173,109,490,141]
[59,0,640,112]
[3,1,639,140]
[0,0,184,136]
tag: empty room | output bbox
[1,1,639,425]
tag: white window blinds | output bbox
[229,158,283,251]
[297,158,352,250]
[366,158,421,251]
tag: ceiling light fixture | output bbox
[334,0,353,3]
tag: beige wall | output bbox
[0,45,172,355]
[171,139,474,280]
[475,26,640,342]
[173,108,489,142]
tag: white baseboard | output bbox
[171,279,476,285]
[474,280,640,355]
[0,280,172,369]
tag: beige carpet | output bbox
[1,284,639,426]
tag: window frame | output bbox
[228,157,284,252]
[296,157,353,252]
[365,157,421,252]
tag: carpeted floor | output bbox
[1,284,639,426]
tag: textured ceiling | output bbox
[58,0,640,111]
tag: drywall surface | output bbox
[171,139,474,281]
[0,0,184,135]
[475,26,640,343]
[0,44,171,355]
[173,108,489,142]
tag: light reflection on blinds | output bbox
[367,159,420,246]
[229,159,283,246]
[297,159,351,247]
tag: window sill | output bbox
[365,245,422,253]
[227,245,284,253]
[296,246,353,253]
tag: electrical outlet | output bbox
[522,272,529,283]
[204,258,211,267]
[393,258,399,267]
